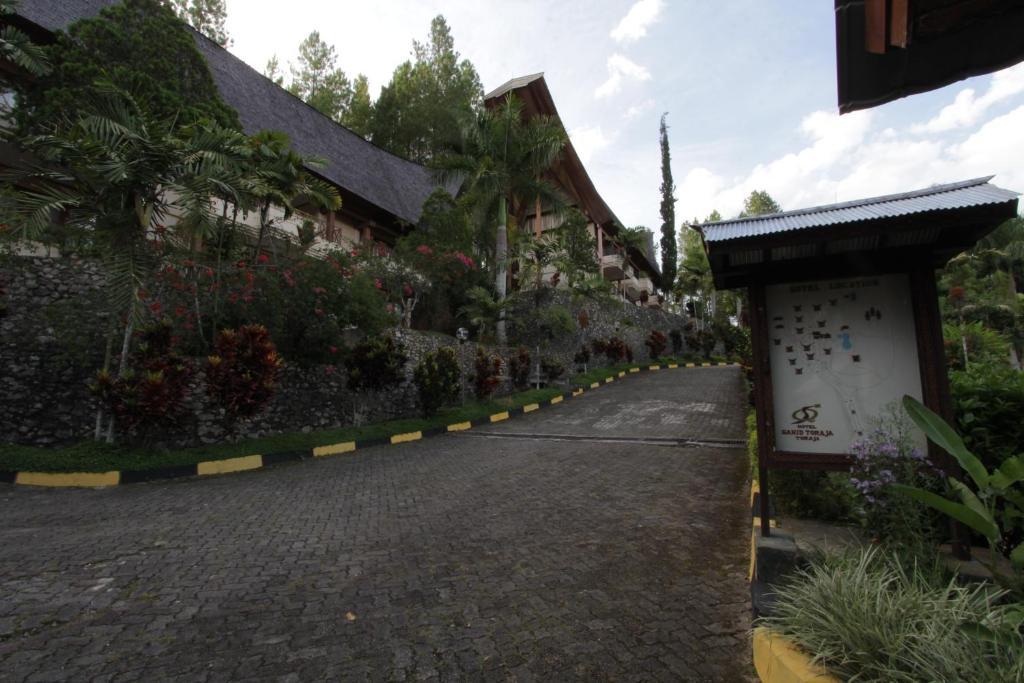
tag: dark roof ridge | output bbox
[188,28,435,173]
[484,72,545,100]
[699,176,1000,227]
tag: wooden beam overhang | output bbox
[837,0,1024,113]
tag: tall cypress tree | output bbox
[658,113,678,292]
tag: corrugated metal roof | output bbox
[700,177,1019,242]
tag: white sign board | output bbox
[766,274,924,454]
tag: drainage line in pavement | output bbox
[455,431,746,449]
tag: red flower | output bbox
[416,244,433,255]
[403,284,414,298]
[149,301,162,314]
[174,305,187,318]
[374,278,383,290]
[236,259,247,268]
[325,365,336,375]
[312,286,326,295]
[314,308,324,317]
[257,254,270,264]
[329,345,338,354]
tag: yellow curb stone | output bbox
[550,396,563,404]
[16,471,120,488]
[752,628,840,683]
[649,365,660,370]
[446,422,472,432]
[590,382,600,389]
[313,441,356,457]
[390,431,422,445]
[522,403,540,413]
[489,412,510,422]
[197,454,262,476]
[668,363,678,369]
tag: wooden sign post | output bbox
[694,178,1019,549]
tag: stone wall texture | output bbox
[1,256,700,448]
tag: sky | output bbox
[225,0,1024,232]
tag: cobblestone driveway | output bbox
[0,367,752,681]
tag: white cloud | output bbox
[595,53,651,98]
[678,109,873,218]
[569,125,615,164]
[610,0,664,44]
[677,99,1024,222]
[912,62,1024,133]
[624,98,655,120]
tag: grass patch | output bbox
[570,363,639,387]
[0,387,563,473]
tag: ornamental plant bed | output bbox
[0,388,562,474]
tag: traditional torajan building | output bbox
[484,73,663,307]
[5,0,454,256]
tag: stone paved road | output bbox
[0,367,752,682]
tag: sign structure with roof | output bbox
[696,177,1020,536]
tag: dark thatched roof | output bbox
[16,0,449,225]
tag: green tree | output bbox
[287,31,360,123]
[551,208,598,286]
[264,55,284,86]
[436,94,566,344]
[370,15,482,162]
[740,190,781,217]
[2,86,249,441]
[166,0,229,46]
[342,74,374,137]
[658,113,677,292]
[17,0,238,133]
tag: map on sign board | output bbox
[765,274,924,455]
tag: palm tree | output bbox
[1,84,249,440]
[457,285,511,343]
[0,2,49,77]
[243,130,340,259]
[437,94,566,344]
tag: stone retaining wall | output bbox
[1,256,707,448]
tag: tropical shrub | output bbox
[91,320,193,441]
[603,337,630,363]
[669,329,684,354]
[508,347,531,390]
[645,330,667,359]
[765,546,1024,683]
[541,357,565,381]
[205,324,281,422]
[344,337,407,392]
[694,329,717,359]
[473,347,502,400]
[716,322,751,364]
[896,395,1024,580]
[951,363,1024,471]
[769,470,857,523]
[573,345,591,369]
[944,321,1012,370]
[413,347,461,416]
